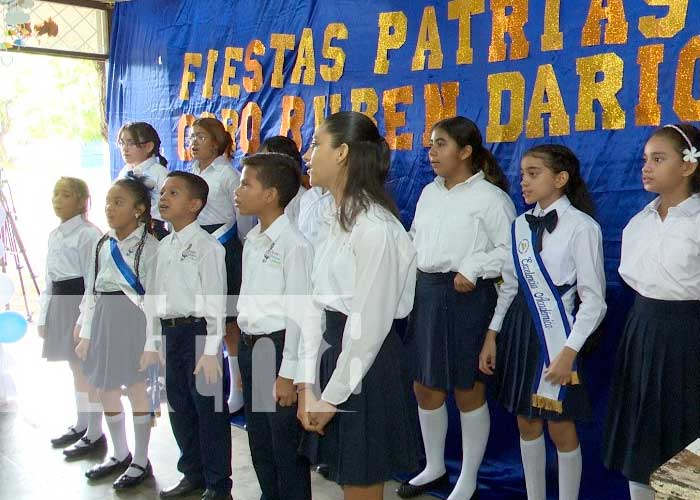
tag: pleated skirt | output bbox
[42,278,84,362]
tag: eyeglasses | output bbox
[186,133,209,145]
[117,139,148,149]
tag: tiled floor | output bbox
[0,331,408,500]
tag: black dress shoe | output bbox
[62,434,107,459]
[51,426,86,447]
[201,489,232,500]
[396,472,450,498]
[314,463,330,479]
[113,461,153,489]
[85,453,132,480]
[159,477,204,498]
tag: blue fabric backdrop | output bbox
[106,1,700,498]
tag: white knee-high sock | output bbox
[521,435,546,500]
[85,397,103,441]
[447,404,490,500]
[629,481,655,500]
[74,391,89,431]
[105,413,130,461]
[126,414,152,477]
[409,403,448,486]
[557,446,582,500]
[227,355,244,413]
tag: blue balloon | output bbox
[0,311,28,343]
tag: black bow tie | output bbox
[525,210,558,253]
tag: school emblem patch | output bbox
[518,239,529,254]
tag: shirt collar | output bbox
[435,170,485,191]
[108,223,145,242]
[646,194,700,217]
[59,214,85,233]
[171,220,200,245]
[534,195,571,216]
[131,156,157,173]
[248,213,290,244]
[193,155,228,173]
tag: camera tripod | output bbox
[0,175,39,320]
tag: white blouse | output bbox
[488,196,607,352]
[619,194,700,301]
[117,156,169,220]
[296,203,417,405]
[410,171,516,281]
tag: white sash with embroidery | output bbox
[512,215,578,414]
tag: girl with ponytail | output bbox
[398,116,516,500]
[116,122,170,239]
[480,143,607,500]
[74,176,160,489]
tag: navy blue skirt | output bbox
[495,289,591,421]
[201,224,242,321]
[82,292,147,391]
[410,271,497,391]
[604,294,700,484]
[299,310,418,486]
[42,278,85,362]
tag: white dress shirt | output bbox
[284,186,307,227]
[38,215,102,326]
[297,187,334,252]
[488,196,607,353]
[409,171,516,282]
[619,194,700,301]
[153,221,227,356]
[237,214,314,380]
[191,155,255,241]
[79,224,160,352]
[296,203,417,405]
[117,157,169,221]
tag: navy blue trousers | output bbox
[238,333,311,500]
[163,321,232,494]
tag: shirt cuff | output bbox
[79,326,91,340]
[143,337,160,353]
[488,315,504,333]
[294,359,317,386]
[278,359,297,380]
[564,331,588,353]
[457,263,479,285]
[204,334,222,356]
[321,380,350,406]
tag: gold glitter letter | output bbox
[488,0,530,63]
[320,23,348,82]
[448,0,485,65]
[179,52,202,101]
[412,6,444,71]
[635,44,664,126]
[486,71,525,142]
[639,0,688,39]
[243,40,266,93]
[575,53,626,131]
[423,82,460,146]
[239,101,262,153]
[220,47,242,99]
[351,88,379,124]
[383,86,414,150]
[581,0,629,46]
[541,0,563,51]
[291,28,316,85]
[673,36,700,121]
[279,96,306,148]
[374,11,408,74]
[270,33,296,88]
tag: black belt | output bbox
[160,316,205,328]
[51,277,85,295]
[97,290,125,296]
[240,330,285,347]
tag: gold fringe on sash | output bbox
[531,395,563,414]
[530,371,581,414]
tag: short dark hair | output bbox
[259,136,303,173]
[242,153,301,209]
[166,170,209,214]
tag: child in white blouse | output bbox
[604,124,700,500]
[480,144,607,500]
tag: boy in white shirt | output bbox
[234,153,313,500]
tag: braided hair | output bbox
[92,176,152,294]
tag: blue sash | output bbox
[213,222,237,244]
[511,216,579,414]
[110,238,145,296]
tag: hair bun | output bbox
[126,172,156,190]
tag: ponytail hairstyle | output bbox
[192,117,233,159]
[651,123,700,194]
[322,111,398,231]
[432,116,509,192]
[92,176,152,294]
[118,122,168,167]
[55,176,90,214]
[524,144,595,217]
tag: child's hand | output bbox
[139,351,161,371]
[307,398,337,435]
[72,326,81,344]
[297,386,316,430]
[479,330,498,375]
[75,339,90,361]
[454,273,476,293]
[194,354,222,384]
[544,347,577,386]
[37,325,46,339]
[274,376,297,407]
